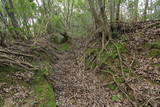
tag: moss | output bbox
[59,43,71,51]
[0,66,26,84]
[115,43,128,53]
[0,66,22,73]
[0,96,4,107]
[145,40,160,49]
[150,41,160,49]
[99,51,117,64]
[106,83,118,90]
[152,63,160,67]
[148,49,160,57]
[123,68,130,73]
[116,77,125,83]
[98,43,127,65]
[31,44,40,49]
[107,43,128,53]
[32,69,56,107]
[112,94,123,102]
[86,43,127,64]
[0,66,30,107]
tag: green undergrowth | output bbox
[31,61,56,107]
[85,42,127,69]
[0,96,3,107]
[0,66,27,85]
[148,49,160,57]
[85,42,132,102]
[85,35,160,103]
[144,40,160,58]
[145,40,160,49]
[59,42,71,51]
[31,69,56,107]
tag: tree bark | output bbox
[116,0,121,22]
[98,0,106,21]
[2,0,21,39]
[134,0,139,21]
[88,0,100,29]
[143,0,149,21]
[0,12,8,46]
[88,0,111,41]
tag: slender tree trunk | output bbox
[67,0,74,29]
[36,0,40,7]
[98,0,106,21]
[149,0,153,19]
[0,12,7,46]
[66,0,70,28]
[2,0,21,39]
[116,0,121,22]
[42,0,49,16]
[110,0,116,26]
[134,0,139,21]
[88,0,111,41]
[143,0,149,21]
[109,0,116,31]
[88,0,100,29]
[0,12,8,28]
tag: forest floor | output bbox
[0,21,160,107]
[52,39,111,106]
[52,21,160,107]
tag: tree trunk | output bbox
[0,12,8,46]
[88,0,111,41]
[2,0,21,39]
[110,0,115,27]
[98,0,106,21]
[88,0,100,29]
[134,0,139,21]
[143,0,149,21]
[116,0,121,22]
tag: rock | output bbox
[50,32,70,44]
[52,33,64,44]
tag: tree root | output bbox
[0,36,59,71]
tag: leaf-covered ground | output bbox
[0,21,159,107]
[51,21,160,107]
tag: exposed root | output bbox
[0,35,60,71]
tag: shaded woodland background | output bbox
[0,0,159,43]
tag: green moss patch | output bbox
[0,67,29,107]
[0,96,4,107]
[59,43,71,51]
[85,43,127,69]
[0,66,27,85]
[112,94,123,102]
[0,66,56,107]
[106,83,118,90]
[0,66,23,73]
[32,70,56,107]
[148,49,160,57]
[145,40,160,49]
